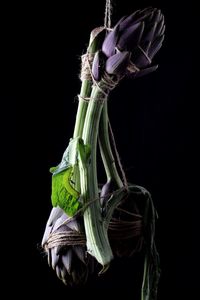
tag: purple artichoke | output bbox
[108,190,144,258]
[42,207,95,286]
[92,7,165,81]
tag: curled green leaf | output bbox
[51,166,81,216]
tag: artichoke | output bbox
[92,7,165,80]
[42,207,95,285]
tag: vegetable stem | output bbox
[72,31,102,191]
[98,101,123,188]
[80,86,113,266]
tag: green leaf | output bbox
[51,166,81,216]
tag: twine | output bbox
[80,53,95,81]
[80,52,119,101]
[45,231,86,250]
[100,72,119,91]
[108,208,142,240]
[104,0,112,29]
[108,219,142,239]
[44,210,143,251]
[78,95,91,102]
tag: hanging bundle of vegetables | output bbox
[42,4,165,300]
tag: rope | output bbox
[44,211,143,250]
[45,231,86,250]
[78,95,91,102]
[80,53,95,81]
[81,52,119,100]
[104,0,112,29]
[108,219,142,239]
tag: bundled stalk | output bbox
[42,7,165,300]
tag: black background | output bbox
[3,0,198,299]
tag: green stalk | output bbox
[72,28,105,191]
[80,86,113,267]
[72,79,91,192]
[73,80,91,139]
[98,101,127,230]
[73,27,105,139]
[98,101,123,188]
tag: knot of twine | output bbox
[90,72,119,103]
[80,53,95,81]
[98,71,119,92]
[79,53,119,102]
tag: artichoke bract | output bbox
[42,6,165,299]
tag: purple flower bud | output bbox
[42,207,94,286]
[93,8,165,81]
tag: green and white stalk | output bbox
[73,27,105,139]
[71,65,91,193]
[98,101,123,188]
[70,28,116,267]
[72,28,105,192]
[78,65,127,266]
[73,80,91,139]
[79,85,114,267]
[98,101,128,227]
